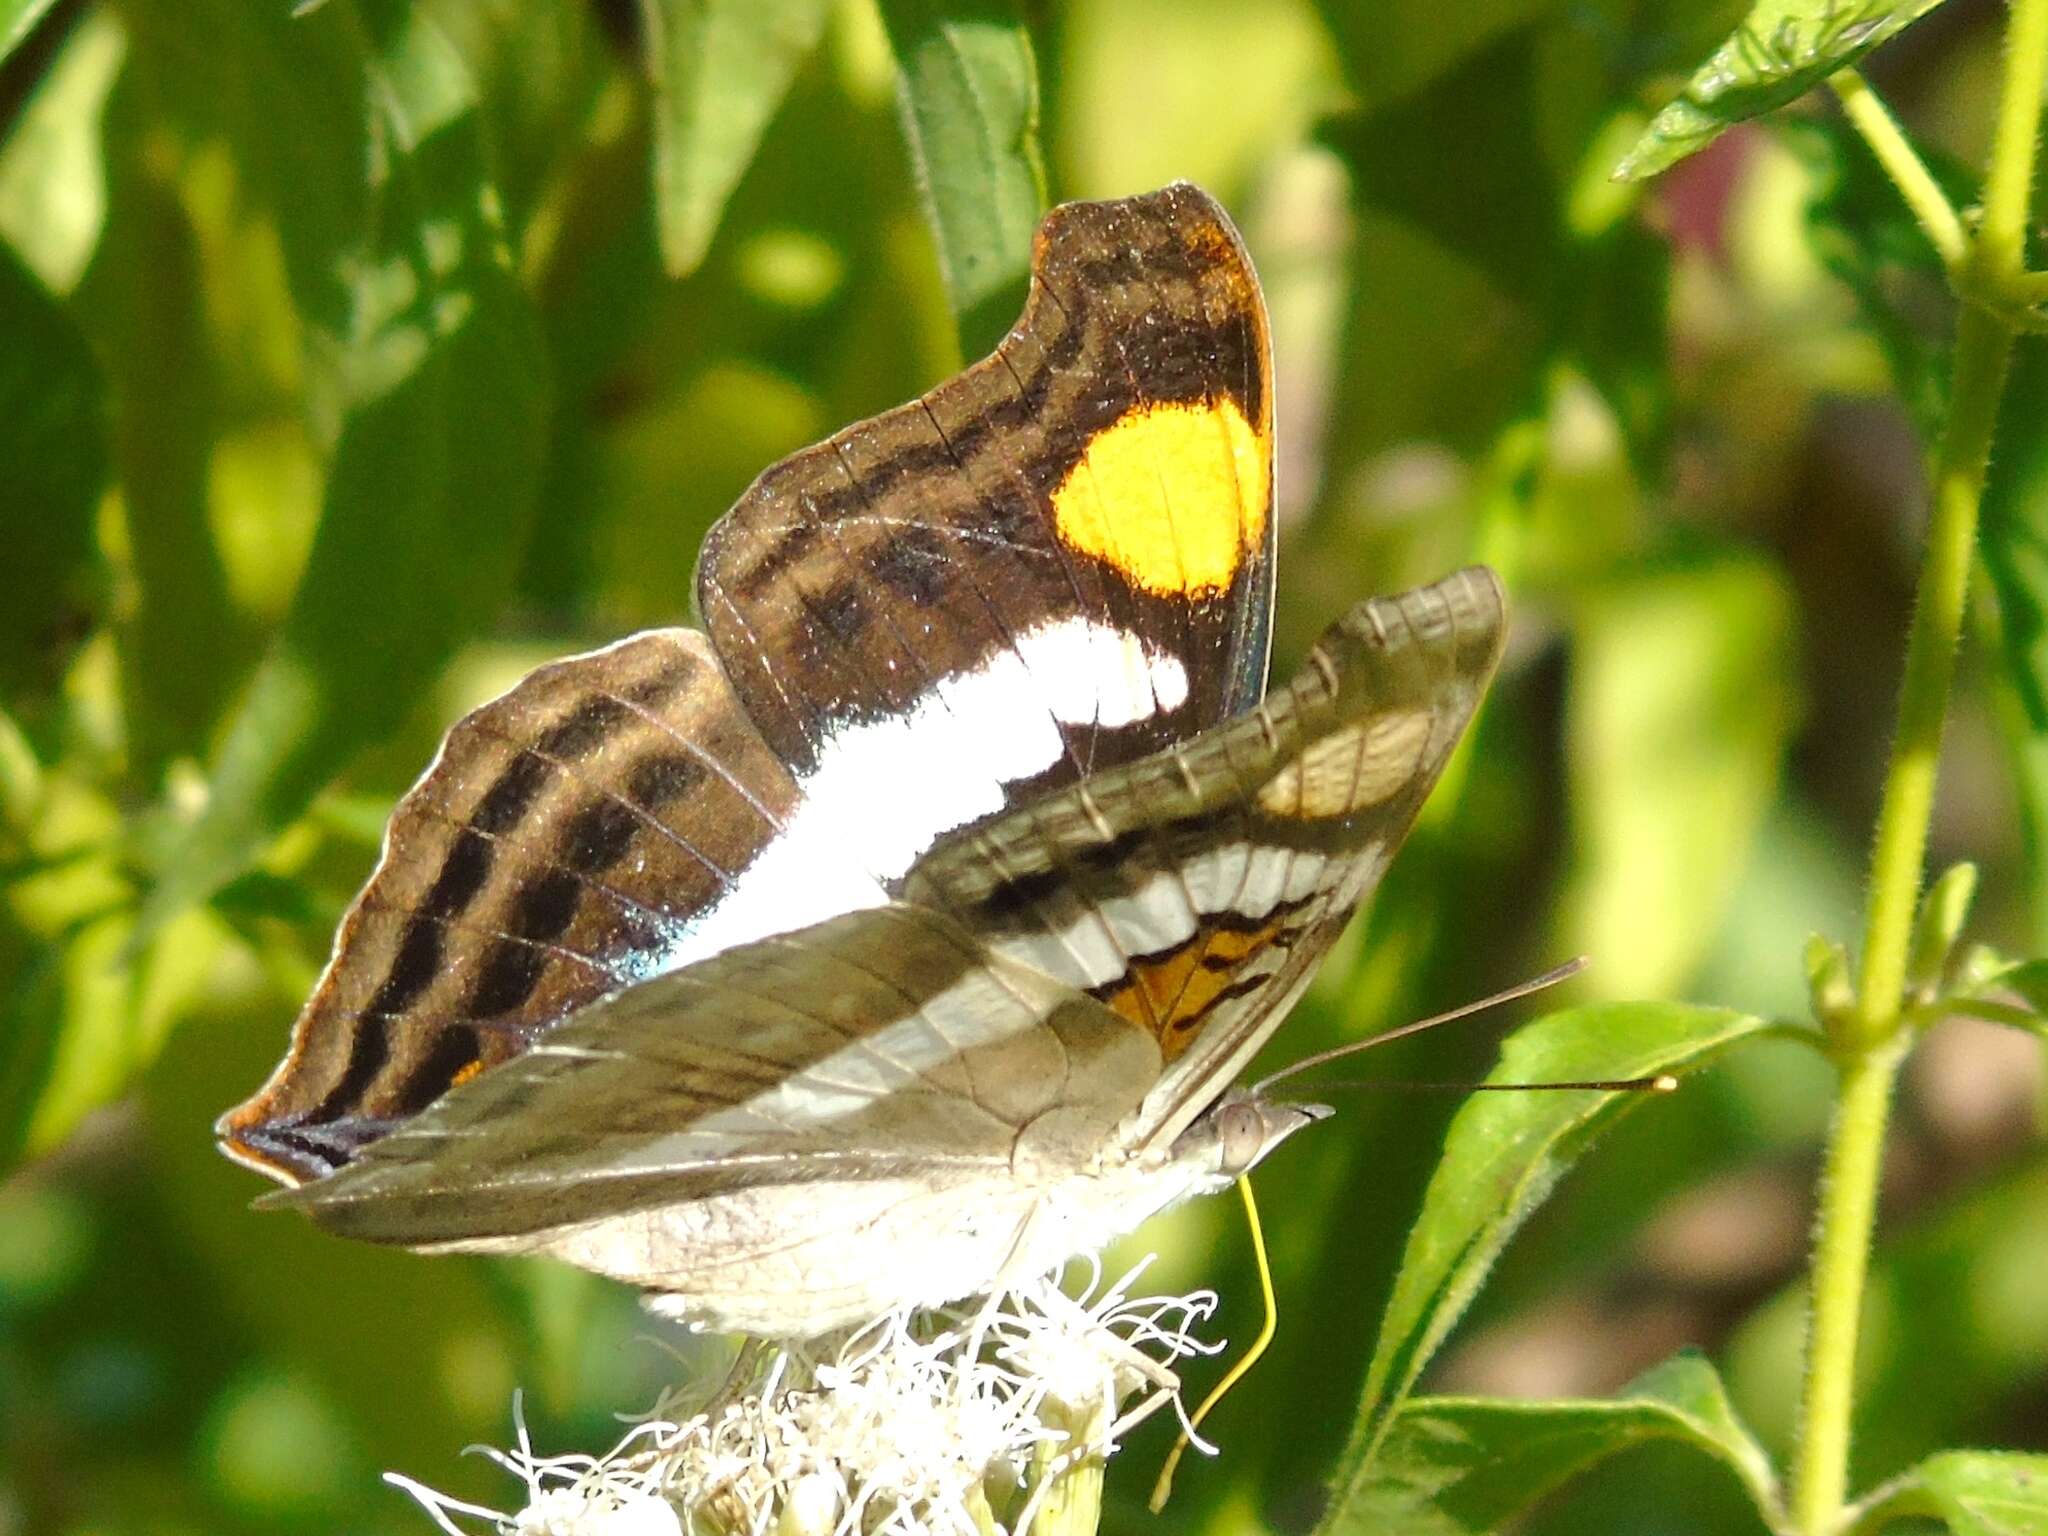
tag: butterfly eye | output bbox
[1216,1100,1267,1175]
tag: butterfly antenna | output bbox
[1251,956,1590,1096]
[1151,1175,1276,1512]
[1313,1073,1681,1095]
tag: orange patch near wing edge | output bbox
[1105,916,1290,1061]
[1051,397,1270,596]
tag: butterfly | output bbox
[217,182,1505,1339]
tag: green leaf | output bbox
[140,970,520,1488]
[640,0,830,277]
[1806,930,1856,1029]
[113,1,371,333]
[1561,556,1798,998]
[1985,342,2048,951]
[1330,1001,1767,1497]
[1308,0,1552,111]
[1908,861,1978,995]
[91,119,245,771]
[0,939,63,1170]
[1322,32,1557,311]
[1848,1451,2048,1535]
[1324,1352,1782,1535]
[137,9,549,933]
[1314,34,1557,463]
[0,241,106,703]
[1935,957,2048,1033]
[0,5,125,293]
[1985,349,2048,735]
[1316,31,1674,470]
[0,0,58,67]
[875,0,1045,359]
[1616,0,1953,182]
[4,905,220,1167]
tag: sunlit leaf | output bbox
[875,0,1045,357]
[640,0,830,277]
[1561,556,1798,999]
[0,7,125,292]
[1330,1001,1767,1495]
[1324,1352,1782,1534]
[1847,1451,2048,1535]
[1616,0,1951,181]
[0,242,105,703]
[1060,0,1336,199]
[137,9,549,934]
[0,0,57,67]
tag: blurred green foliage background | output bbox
[0,0,2042,1532]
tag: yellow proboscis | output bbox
[1051,398,1269,596]
[1150,1174,1277,1512]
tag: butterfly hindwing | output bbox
[264,905,1160,1251]
[904,567,1507,1149]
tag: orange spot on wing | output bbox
[1103,915,1290,1061]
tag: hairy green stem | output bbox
[1792,1036,1908,1535]
[1847,300,2016,1054]
[1790,0,2046,1527]
[1980,0,2048,279]
[1829,70,1967,268]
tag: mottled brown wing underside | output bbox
[262,905,1159,1249]
[906,568,1507,1150]
[220,631,799,1183]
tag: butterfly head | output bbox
[1175,1093,1331,1192]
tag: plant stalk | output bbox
[1790,1036,1906,1534]
[1980,0,2048,279]
[1846,300,2016,1054]
[1829,70,1967,267]
[1791,0,2046,1527]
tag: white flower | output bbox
[391,1258,1222,1536]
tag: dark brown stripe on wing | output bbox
[219,629,801,1184]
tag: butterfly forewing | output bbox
[695,183,1274,889]
[219,630,820,1183]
